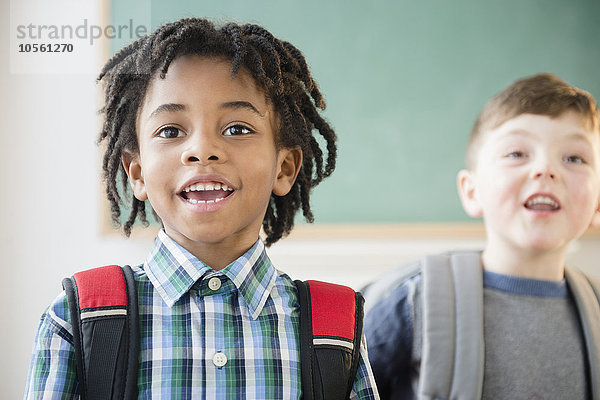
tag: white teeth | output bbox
[182,182,234,192]
[184,197,227,205]
[526,195,559,208]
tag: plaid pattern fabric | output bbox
[25,230,379,399]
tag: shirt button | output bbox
[208,277,222,291]
[213,351,228,367]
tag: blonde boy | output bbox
[365,73,600,399]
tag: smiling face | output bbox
[458,111,600,258]
[122,55,301,268]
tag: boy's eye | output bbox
[157,126,184,139]
[505,151,525,159]
[564,155,585,164]
[223,125,254,136]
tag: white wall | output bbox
[1,2,152,396]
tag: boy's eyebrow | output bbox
[221,101,264,117]
[505,128,591,138]
[568,131,596,143]
[503,128,596,146]
[148,103,186,119]
[148,101,264,119]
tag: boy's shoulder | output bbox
[40,290,74,340]
[363,251,483,311]
[362,258,423,311]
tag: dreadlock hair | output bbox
[98,18,337,246]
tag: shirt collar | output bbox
[144,229,277,319]
[483,268,568,298]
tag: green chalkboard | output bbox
[109,0,600,224]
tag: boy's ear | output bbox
[273,147,303,196]
[457,169,483,218]
[121,151,148,201]
[589,199,600,229]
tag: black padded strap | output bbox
[346,292,364,398]
[86,318,126,400]
[122,265,139,400]
[62,277,87,400]
[296,280,315,400]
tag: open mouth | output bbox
[524,195,560,211]
[179,182,234,204]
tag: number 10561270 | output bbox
[18,43,74,53]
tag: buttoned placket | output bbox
[196,273,231,386]
[206,275,228,370]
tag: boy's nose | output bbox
[531,160,557,180]
[181,134,224,165]
[533,170,556,179]
[183,154,219,163]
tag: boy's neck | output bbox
[481,240,567,281]
[164,230,260,271]
[193,244,252,271]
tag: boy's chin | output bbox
[487,229,571,256]
[165,224,261,248]
[514,233,573,254]
[168,229,234,246]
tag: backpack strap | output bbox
[418,252,485,400]
[62,265,139,400]
[295,280,364,400]
[564,266,600,399]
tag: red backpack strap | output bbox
[295,280,364,400]
[62,265,139,400]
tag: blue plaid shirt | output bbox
[25,230,379,399]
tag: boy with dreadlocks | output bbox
[24,18,379,399]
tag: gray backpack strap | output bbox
[419,253,485,400]
[564,266,600,399]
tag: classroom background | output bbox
[3,0,600,397]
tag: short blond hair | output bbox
[466,73,600,169]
